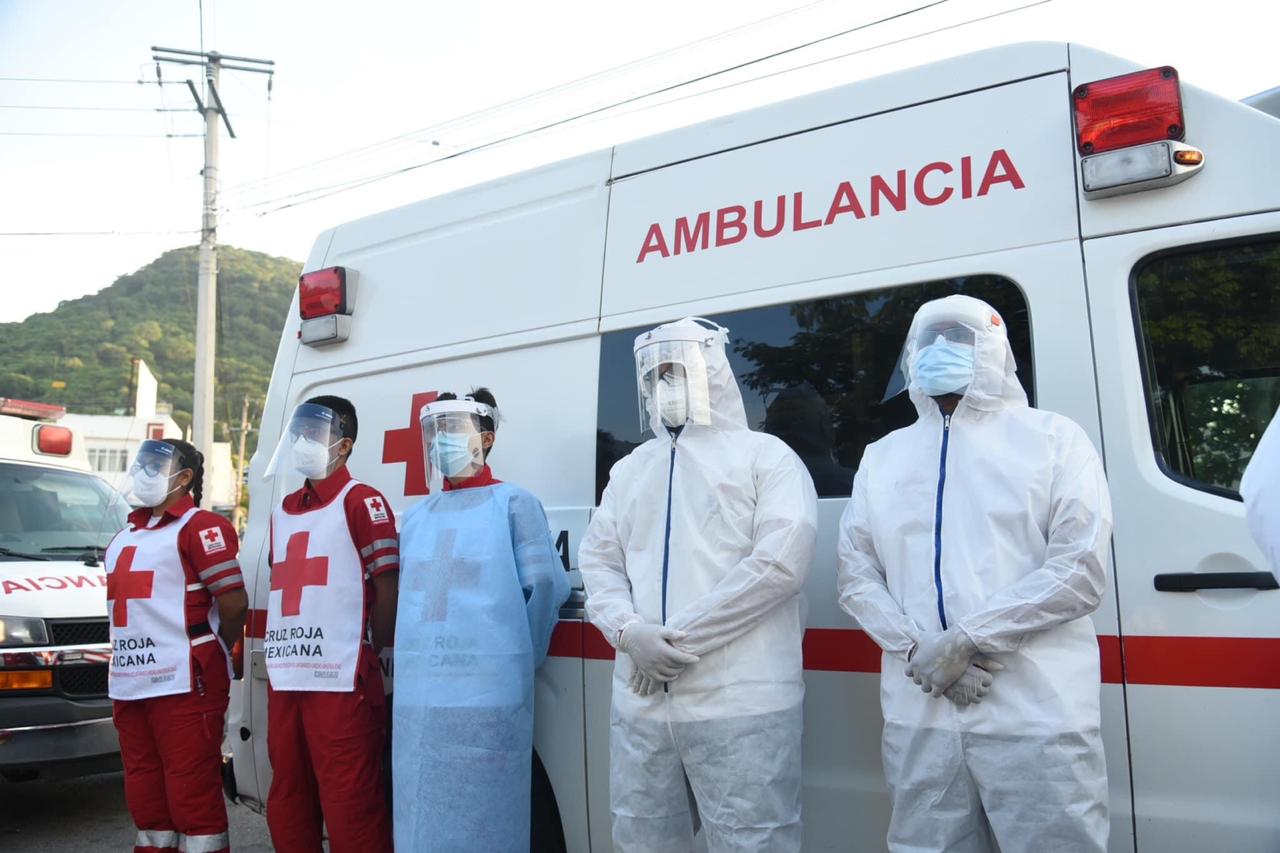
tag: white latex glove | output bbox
[905,627,978,696]
[628,668,659,696]
[942,656,1006,706]
[617,622,700,681]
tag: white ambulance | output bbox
[228,43,1280,851]
[0,400,127,781]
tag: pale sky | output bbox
[1,0,1276,324]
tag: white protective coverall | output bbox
[837,295,1114,853]
[579,317,818,853]
[1241,406,1280,580]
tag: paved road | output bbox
[0,771,275,852]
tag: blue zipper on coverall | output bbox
[933,414,951,630]
[660,439,677,693]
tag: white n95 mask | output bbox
[656,375,689,428]
[292,436,335,480]
[131,470,174,507]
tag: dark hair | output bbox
[161,438,204,506]
[436,387,497,459]
[305,395,358,443]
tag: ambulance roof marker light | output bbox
[1073,66,1185,155]
[297,266,357,347]
[33,423,73,456]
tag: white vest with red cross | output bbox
[266,480,366,691]
[106,506,204,701]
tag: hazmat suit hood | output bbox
[902,295,1028,417]
[635,317,748,435]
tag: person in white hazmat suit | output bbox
[837,294,1114,853]
[1241,406,1280,580]
[580,316,818,852]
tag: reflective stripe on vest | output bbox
[106,507,200,700]
[266,480,365,691]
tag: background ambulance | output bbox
[0,399,127,782]
[228,42,1280,851]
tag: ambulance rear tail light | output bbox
[33,424,73,456]
[297,266,357,347]
[1075,66,1205,200]
[1074,67,1184,155]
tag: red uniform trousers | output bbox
[266,648,392,853]
[112,641,231,853]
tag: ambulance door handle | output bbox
[1153,571,1279,592]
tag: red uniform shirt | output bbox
[273,465,399,634]
[123,494,243,631]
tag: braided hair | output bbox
[161,438,205,506]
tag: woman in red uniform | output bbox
[106,439,248,853]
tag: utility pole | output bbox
[152,45,274,504]
[232,395,255,531]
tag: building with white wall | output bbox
[62,361,236,511]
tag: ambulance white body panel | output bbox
[231,43,1280,851]
[0,411,126,781]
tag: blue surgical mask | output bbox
[913,338,976,397]
[431,432,479,477]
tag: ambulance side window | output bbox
[1134,236,1280,496]
[595,275,1033,502]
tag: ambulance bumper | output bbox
[0,696,119,779]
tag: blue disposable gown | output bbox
[393,481,570,852]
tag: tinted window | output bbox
[0,462,128,558]
[1134,237,1280,494]
[596,276,1033,501]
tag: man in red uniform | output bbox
[108,439,247,853]
[263,396,396,853]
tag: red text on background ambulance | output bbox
[636,149,1025,264]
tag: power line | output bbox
[603,0,1054,120]
[218,0,843,199]
[243,0,953,216]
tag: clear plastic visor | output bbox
[634,340,712,432]
[122,440,186,506]
[883,322,980,401]
[264,402,343,480]
[419,402,495,486]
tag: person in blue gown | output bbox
[393,388,570,852]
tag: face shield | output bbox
[633,321,726,433]
[123,440,187,508]
[265,402,345,481]
[883,309,987,402]
[419,399,497,489]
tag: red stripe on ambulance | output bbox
[247,611,1279,689]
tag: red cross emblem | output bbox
[409,528,481,621]
[271,532,330,617]
[106,546,154,628]
[382,391,438,497]
[370,498,383,512]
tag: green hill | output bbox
[0,245,300,449]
